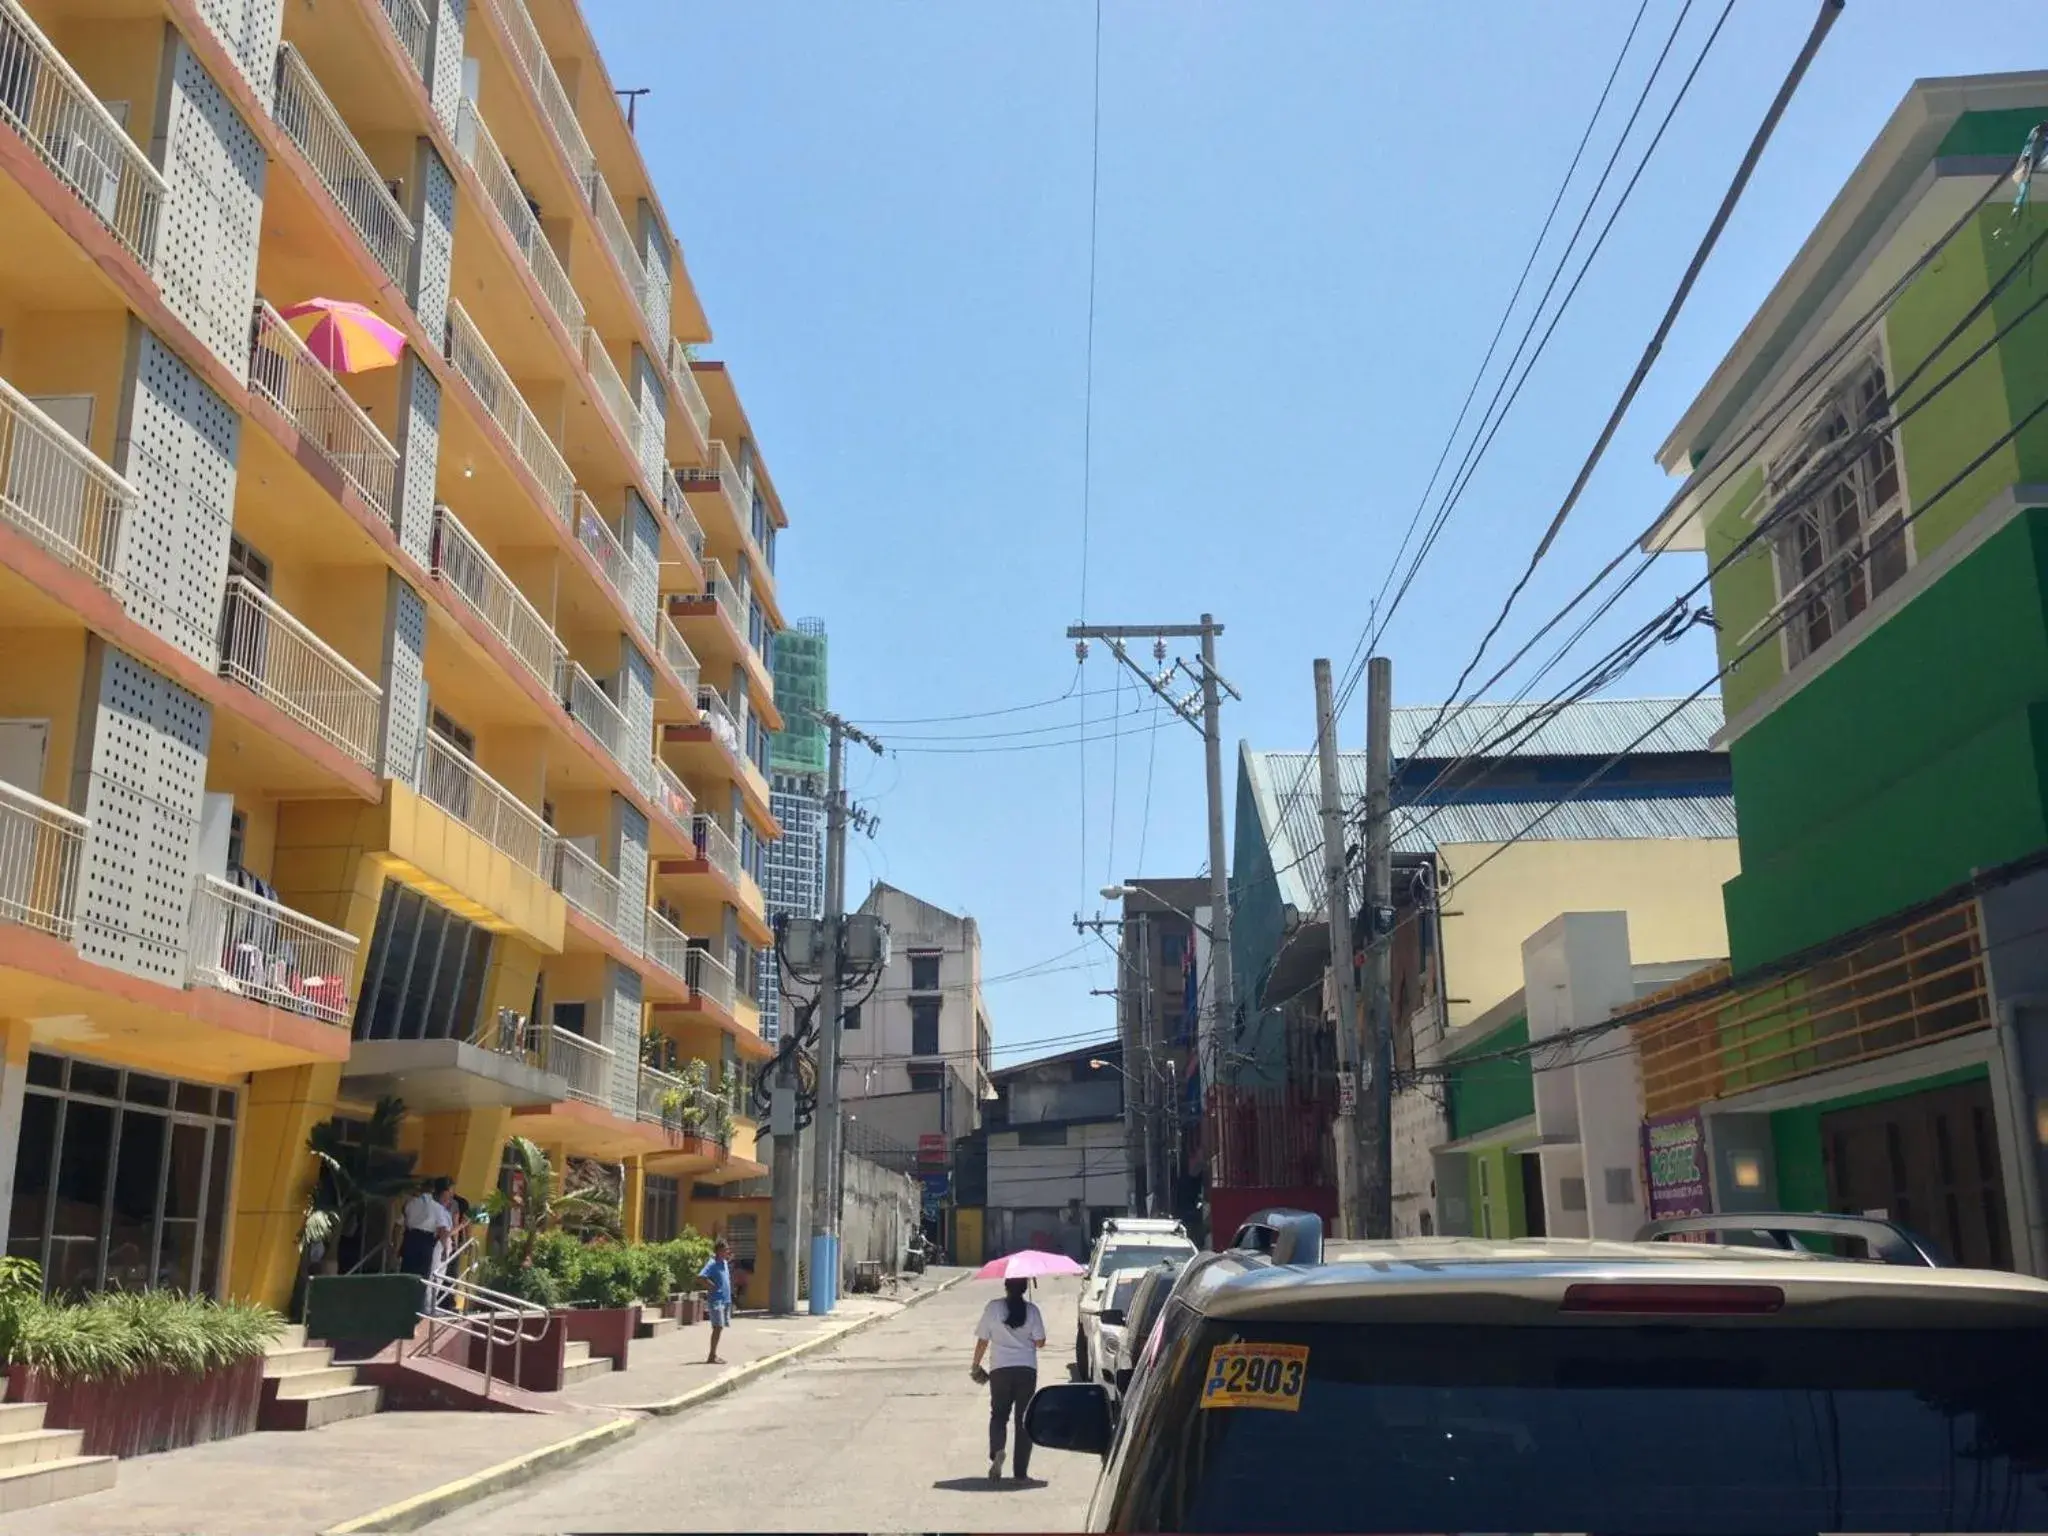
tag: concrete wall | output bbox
[843,886,988,1123]
[987,1119,1131,1212]
[839,1146,920,1286]
[1391,1086,1448,1236]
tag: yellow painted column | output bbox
[622,1156,645,1242]
[229,1062,342,1310]
[417,1107,513,1205]
[0,1018,33,1263]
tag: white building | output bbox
[983,1042,1133,1261]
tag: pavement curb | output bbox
[321,1272,969,1533]
[321,1415,637,1536]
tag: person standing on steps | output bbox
[971,1277,1046,1484]
[700,1239,734,1365]
[400,1177,452,1282]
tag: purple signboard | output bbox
[1641,1110,1711,1220]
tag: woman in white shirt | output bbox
[970,1278,1047,1483]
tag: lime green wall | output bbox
[1703,466,1777,720]
[1465,1146,1531,1240]
[1767,1064,1990,1214]
[1446,1017,1533,1141]
[1721,509,2048,968]
[1936,108,2048,159]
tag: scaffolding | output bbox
[762,620,828,1043]
[770,618,827,776]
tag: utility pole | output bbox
[1314,660,1364,1239]
[1066,619,1236,1061]
[809,710,882,1314]
[1138,913,1161,1215]
[1360,657,1395,1239]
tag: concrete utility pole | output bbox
[1066,618,1237,1061]
[809,710,881,1314]
[1360,657,1395,1239]
[1314,660,1364,1239]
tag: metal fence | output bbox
[250,300,401,522]
[216,575,383,769]
[0,779,86,940]
[0,374,130,589]
[430,504,565,687]
[272,45,415,286]
[187,875,359,1025]
[420,731,554,877]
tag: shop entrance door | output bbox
[1821,1077,2011,1269]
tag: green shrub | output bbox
[625,1245,671,1306]
[568,1244,638,1310]
[0,1272,283,1383]
[475,1252,567,1309]
[650,1232,713,1295]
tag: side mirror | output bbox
[1026,1382,1113,1456]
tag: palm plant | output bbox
[299,1096,421,1277]
[485,1137,623,1268]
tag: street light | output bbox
[1100,884,1218,937]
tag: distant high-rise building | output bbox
[762,620,828,1042]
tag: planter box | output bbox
[556,1304,636,1370]
[460,1313,569,1392]
[8,1355,265,1457]
[664,1293,705,1326]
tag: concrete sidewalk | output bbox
[0,1270,966,1536]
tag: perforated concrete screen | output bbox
[154,41,265,380]
[605,960,643,1114]
[381,578,428,786]
[73,647,212,984]
[612,792,649,917]
[626,493,660,636]
[115,330,238,665]
[191,0,284,104]
[396,357,441,563]
[620,639,654,747]
[411,144,456,348]
[428,0,468,135]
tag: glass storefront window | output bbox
[6,1052,240,1298]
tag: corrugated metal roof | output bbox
[1247,743,1736,917]
[1389,697,1724,762]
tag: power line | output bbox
[891,713,1180,756]
[851,670,1111,725]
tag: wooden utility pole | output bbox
[1360,657,1394,1238]
[1314,660,1364,1238]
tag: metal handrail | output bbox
[0,0,167,265]
[0,373,131,589]
[698,558,744,634]
[572,490,632,608]
[251,301,401,523]
[695,686,741,757]
[679,441,750,535]
[188,874,359,1023]
[661,467,706,562]
[421,730,554,877]
[666,339,712,450]
[579,327,638,449]
[556,656,629,766]
[546,1021,613,1106]
[691,813,740,886]
[458,97,582,337]
[374,0,432,82]
[430,504,565,687]
[0,778,86,940]
[411,1268,554,1401]
[654,760,694,840]
[216,575,384,769]
[645,906,690,984]
[586,170,662,336]
[446,300,574,522]
[553,838,640,950]
[487,0,594,186]
[686,943,736,1013]
[272,46,415,286]
[657,613,700,696]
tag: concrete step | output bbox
[0,1404,47,1438]
[275,1323,308,1350]
[262,1346,335,1377]
[0,1429,85,1470]
[635,1314,677,1341]
[292,1384,383,1430]
[0,1453,118,1514]
[271,1365,361,1399]
[563,1340,592,1366]
[560,1353,613,1387]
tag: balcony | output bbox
[572,491,633,616]
[645,906,691,986]
[0,375,130,588]
[695,686,743,761]
[553,837,641,950]
[487,0,596,189]
[458,98,583,339]
[699,558,745,635]
[660,467,706,563]
[636,1065,727,1141]
[579,327,638,455]
[430,504,566,688]
[272,45,416,289]
[546,1024,612,1109]
[187,875,359,1025]
[678,440,751,537]
[0,779,85,941]
[0,0,167,266]
[657,614,700,697]
[420,730,554,878]
[373,0,432,84]
[654,760,693,840]
[587,171,663,339]
[666,340,711,456]
[250,300,401,524]
[341,1005,563,1111]
[446,301,574,522]
[216,575,384,771]
[686,945,737,1016]
[692,814,740,888]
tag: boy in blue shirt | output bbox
[699,1239,733,1364]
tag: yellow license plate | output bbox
[1199,1342,1309,1411]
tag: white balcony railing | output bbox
[699,557,745,634]
[420,730,554,877]
[0,0,167,266]
[666,339,712,450]
[579,328,637,450]
[458,98,582,338]
[695,686,742,759]
[691,814,740,887]
[0,779,85,940]
[374,0,432,82]
[680,440,751,535]
[488,0,595,187]
[547,1023,612,1107]
[586,171,662,336]
[217,576,384,769]
[430,504,565,688]
[188,874,359,1025]
[657,613,700,696]
[0,375,130,588]
[686,944,737,1015]
[446,301,573,522]
[250,300,401,523]
[655,759,693,838]
[557,656,629,765]
[660,467,706,562]
[645,906,690,984]
[272,46,415,287]
[553,837,642,949]
[572,491,632,611]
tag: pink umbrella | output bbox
[974,1249,1085,1280]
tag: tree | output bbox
[484,1137,622,1271]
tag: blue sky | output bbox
[591,0,2030,1061]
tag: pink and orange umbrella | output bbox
[279,298,407,375]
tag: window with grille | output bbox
[910,999,941,1057]
[1767,358,1909,667]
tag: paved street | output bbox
[424,1276,1099,1534]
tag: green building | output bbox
[770,619,828,778]
[1638,73,2048,1273]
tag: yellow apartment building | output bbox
[0,0,779,1307]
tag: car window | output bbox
[1108,1273,1146,1314]
[1094,1242,1191,1279]
[1110,1319,2048,1533]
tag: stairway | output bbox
[259,1325,384,1431]
[0,1401,117,1513]
[634,1313,678,1341]
[559,1339,612,1386]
